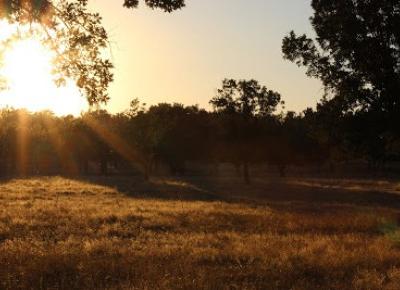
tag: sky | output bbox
[88,0,323,113]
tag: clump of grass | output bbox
[379,218,400,245]
[0,176,400,289]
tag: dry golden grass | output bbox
[1,176,400,289]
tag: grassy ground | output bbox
[1,176,400,289]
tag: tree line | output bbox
[1,78,399,184]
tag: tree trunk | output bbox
[243,161,251,184]
[143,156,154,181]
[144,169,149,181]
[234,163,242,177]
[0,154,6,176]
[278,165,286,178]
[100,158,108,175]
[82,159,89,175]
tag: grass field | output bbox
[1,176,400,289]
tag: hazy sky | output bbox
[89,0,323,113]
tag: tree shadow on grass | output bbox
[74,175,222,202]
[74,175,400,209]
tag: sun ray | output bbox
[16,110,30,175]
[82,115,143,173]
[42,116,80,175]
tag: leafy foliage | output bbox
[0,0,185,106]
[0,0,113,105]
[51,0,113,105]
[209,79,284,183]
[0,0,186,16]
[282,0,400,113]
[123,0,185,12]
[0,0,52,21]
[210,79,284,118]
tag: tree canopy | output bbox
[0,0,186,106]
[0,0,113,105]
[210,79,284,118]
[0,0,186,15]
[209,79,284,183]
[123,0,185,12]
[282,0,400,114]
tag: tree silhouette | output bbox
[210,79,283,118]
[0,0,113,105]
[123,0,185,12]
[0,0,186,16]
[210,79,283,184]
[0,0,185,107]
[282,0,400,115]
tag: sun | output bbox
[0,22,88,116]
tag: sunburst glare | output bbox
[0,21,88,116]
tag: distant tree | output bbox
[126,98,146,118]
[123,0,185,12]
[0,109,18,175]
[69,117,97,175]
[210,79,284,184]
[303,98,348,172]
[81,110,115,175]
[127,102,208,178]
[270,112,312,177]
[210,79,283,118]
[282,0,400,115]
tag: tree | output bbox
[0,0,186,16]
[210,79,284,184]
[210,79,283,118]
[282,0,400,115]
[0,109,18,175]
[0,0,185,107]
[123,0,185,12]
[303,98,349,172]
[126,102,208,178]
[0,0,113,105]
